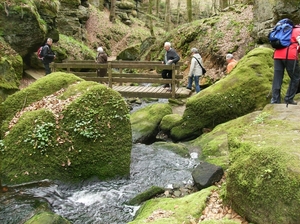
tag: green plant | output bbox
[24,122,55,155]
[73,119,105,139]
[252,112,270,124]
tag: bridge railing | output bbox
[51,60,184,98]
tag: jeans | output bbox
[161,69,172,79]
[43,62,51,75]
[271,59,300,103]
[187,75,200,93]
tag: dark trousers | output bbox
[43,62,51,75]
[271,59,300,103]
[162,69,172,79]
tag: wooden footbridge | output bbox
[50,60,191,99]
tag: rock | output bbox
[192,162,224,190]
[0,72,132,185]
[127,186,165,206]
[131,103,172,144]
[24,212,71,224]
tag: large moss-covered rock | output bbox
[25,212,70,224]
[170,47,289,141]
[225,104,300,223]
[0,72,132,185]
[128,186,217,224]
[0,37,23,102]
[0,0,60,57]
[194,103,300,223]
[131,103,172,144]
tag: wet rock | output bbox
[192,161,224,190]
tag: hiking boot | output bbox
[163,84,170,88]
[285,100,297,105]
[186,87,192,90]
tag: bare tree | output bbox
[148,0,154,36]
[220,0,229,9]
[155,0,160,15]
[109,0,116,23]
[176,0,181,25]
[187,0,192,22]
[165,0,171,31]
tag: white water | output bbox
[0,143,199,224]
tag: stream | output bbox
[0,143,199,224]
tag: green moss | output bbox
[131,103,172,143]
[152,142,190,158]
[24,211,70,224]
[127,186,165,206]
[128,186,217,224]
[170,47,287,141]
[0,72,83,137]
[1,74,132,185]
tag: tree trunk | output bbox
[176,1,181,25]
[155,0,160,15]
[165,0,171,31]
[109,0,116,23]
[220,0,229,9]
[187,0,192,22]
[148,0,154,36]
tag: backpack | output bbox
[37,46,44,60]
[37,45,48,60]
[268,18,294,49]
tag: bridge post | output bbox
[108,62,112,88]
[171,64,175,98]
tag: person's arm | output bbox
[170,49,180,64]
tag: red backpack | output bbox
[37,46,45,60]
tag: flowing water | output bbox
[0,143,199,224]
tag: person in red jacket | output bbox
[271,24,300,105]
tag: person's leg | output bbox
[43,62,51,75]
[161,70,170,87]
[187,75,193,90]
[271,59,284,103]
[194,75,201,93]
[284,60,300,103]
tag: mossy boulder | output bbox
[224,104,300,223]
[117,44,140,61]
[128,186,217,224]
[152,142,190,158]
[24,212,70,224]
[194,103,300,223]
[0,37,23,102]
[0,0,60,57]
[131,103,172,144]
[127,186,165,206]
[170,47,289,141]
[0,72,132,185]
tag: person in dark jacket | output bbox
[95,47,108,77]
[161,42,180,88]
[42,38,56,75]
[271,22,300,105]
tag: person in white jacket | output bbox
[186,48,203,93]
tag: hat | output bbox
[97,47,103,53]
[191,48,198,53]
[226,54,233,60]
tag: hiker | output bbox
[271,23,300,105]
[42,38,56,75]
[161,42,180,89]
[225,54,238,74]
[95,47,108,77]
[186,48,203,93]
